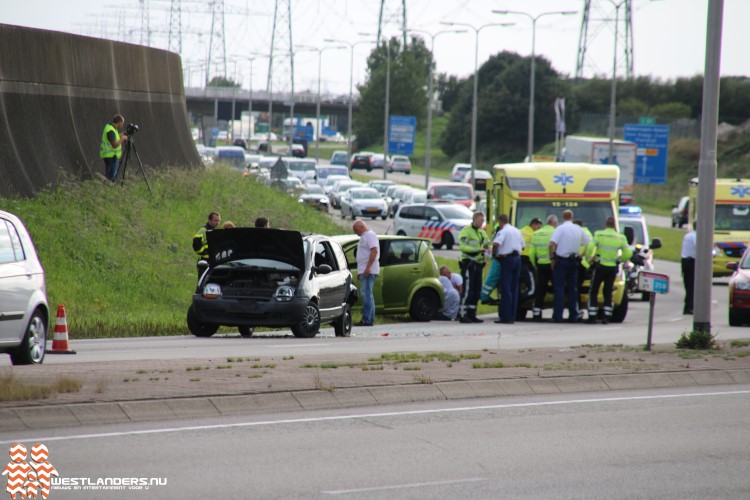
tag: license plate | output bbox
[367,207,379,213]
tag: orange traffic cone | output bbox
[48,304,77,355]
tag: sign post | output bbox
[388,115,416,156]
[637,271,670,350]
[623,124,670,185]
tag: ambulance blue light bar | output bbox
[619,206,642,215]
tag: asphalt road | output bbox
[22,385,750,499]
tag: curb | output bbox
[2,369,749,433]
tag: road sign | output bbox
[388,115,416,156]
[639,117,656,125]
[623,124,670,185]
[637,271,670,294]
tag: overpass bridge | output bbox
[184,86,359,125]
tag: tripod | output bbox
[120,138,153,195]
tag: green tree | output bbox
[207,76,241,88]
[435,73,462,112]
[440,51,569,163]
[354,37,430,148]
[650,102,691,119]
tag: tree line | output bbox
[353,36,750,164]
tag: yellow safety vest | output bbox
[458,225,489,264]
[100,123,122,159]
[529,225,554,265]
[521,225,535,257]
[592,227,633,267]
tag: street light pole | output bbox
[441,22,513,187]
[324,38,375,163]
[383,40,391,180]
[493,10,577,161]
[407,28,467,189]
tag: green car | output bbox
[331,235,444,321]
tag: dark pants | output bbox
[533,263,552,318]
[497,254,521,323]
[103,156,120,181]
[459,260,484,319]
[520,255,535,301]
[682,257,695,313]
[588,264,618,318]
[553,257,579,322]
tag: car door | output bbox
[380,239,422,310]
[404,206,426,237]
[313,241,345,321]
[0,218,32,344]
[342,241,384,311]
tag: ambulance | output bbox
[486,162,628,322]
[688,177,750,277]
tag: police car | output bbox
[618,206,663,300]
[394,202,473,250]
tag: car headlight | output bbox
[275,285,295,301]
[712,244,722,257]
[735,281,750,291]
[202,283,222,299]
[320,197,329,204]
[298,198,304,203]
[469,203,476,211]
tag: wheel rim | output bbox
[344,308,353,335]
[300,305,320,335]
[28,316,45,363]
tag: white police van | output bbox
[394,202,473,250]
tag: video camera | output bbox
[126,123,139,136]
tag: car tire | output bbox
[187,306,219,337]
[239,326,255,338]
[441,232,454,250]
[333,304,353,337]
[291,301,321,338]
[381,215,387,220]
[610,293,628,323]
[10,309,47,366]
[729,308,741,327]
[671,219,676,228]
[432,242,443,250]
[409,289,440,322]
[397,230,406,236]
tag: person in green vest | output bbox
[519,217,543,302]
[193,211,221,278]
[573,219,596,320]
[586,216,633,324]
[100,114,129,182]
[529,214,557,321]
[458,211,490,323]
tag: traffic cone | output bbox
[48,304,77,355]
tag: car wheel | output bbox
[292,302,321,338]
[239,326,255,338]
[333,304,353,337]
[397,230,406,236]
[432,241,443,250]
[409,289,440,322]
[441,232,454,250]
[10,309,47,365]
[381,215,387,220]
[187,306,219,337]
[610,293,628,323]
[341,211,346,219]
[671,219,676,228]
[729,308,741,327]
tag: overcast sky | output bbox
[3,0,749,95]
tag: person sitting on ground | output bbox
[435,275,460,321]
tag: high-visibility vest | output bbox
[193,226,209,260]
[100,123,122,159]
[592,227,633,267]
[580,227,595,269]
[458,225,489,264]
[521,225,535,257]
[529,225,554,265]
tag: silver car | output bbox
[0,210,49,365]
[340,187,389,220]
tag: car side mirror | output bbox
[426,193,432,199]
[623,226,635,246]
[650,238,662,250]
[315,264,332,275]
[727,262,738,271]
[197,260,209,273]
[475,195,481,202]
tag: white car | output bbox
[287,159,318,184]
[395,203,474,250]
[388,155,412,174]
[340,187,389,220]
[0,210,48,365]
[450,163,473,182]
[324,175,352,195]
[329,180,364,209]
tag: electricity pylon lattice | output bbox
[377,0,407,46]
[575,0,633,79]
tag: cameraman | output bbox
[100,114,129,181]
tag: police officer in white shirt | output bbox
[681,221,697,314]
[492,214,525,324]
[549,210,589,322]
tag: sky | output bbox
[2,0,749,96]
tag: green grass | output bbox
[1,166,346,338]
[648,226,685,263]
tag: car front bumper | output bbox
[191,296,309,327]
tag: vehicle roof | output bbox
[493,162,619,177]
[429,182,472,188]
[331,234,431,246]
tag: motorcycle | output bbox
[624,243,653,301]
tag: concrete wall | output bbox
[0,24,200,197]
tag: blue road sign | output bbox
[388,115,416,156]
[623,124,670,185]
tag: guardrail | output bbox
[184,87,357,105]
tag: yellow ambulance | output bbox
[486,162,628,322]
[689,177,750,277]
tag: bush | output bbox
[675,329,717,350]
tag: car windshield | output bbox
[351,189,380,200]
[436,205,473,219]
[620,220,646,246]
[369,182,393,193]
[714,204,750,231]
[332,153,347,161]
[410,192,427,203]
[338,183,360,193]
[741,250,750,269]
[326,176,349,187]
[514,201,615,231]
[393,157,408,163]
[434,185,471,200]
[216,258,299,272]
[288,161,316,172]
[304,186,324,195]
[317,167,348,179]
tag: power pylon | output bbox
[377,0,407,46]
[266,0,294,144]
[205,0,227,85]
[575,0,634,79]
[168,0,181,53]
[139,0,151,46]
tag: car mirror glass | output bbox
[650,238,662,250]
[315,264,332,275]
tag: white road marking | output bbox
[4,389,749,445]
[669,317,685,322]
[321,477,487,495]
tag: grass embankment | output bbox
[0,167,345,338]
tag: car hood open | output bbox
[207,228,305,270]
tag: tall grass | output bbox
[0,167,345,338]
